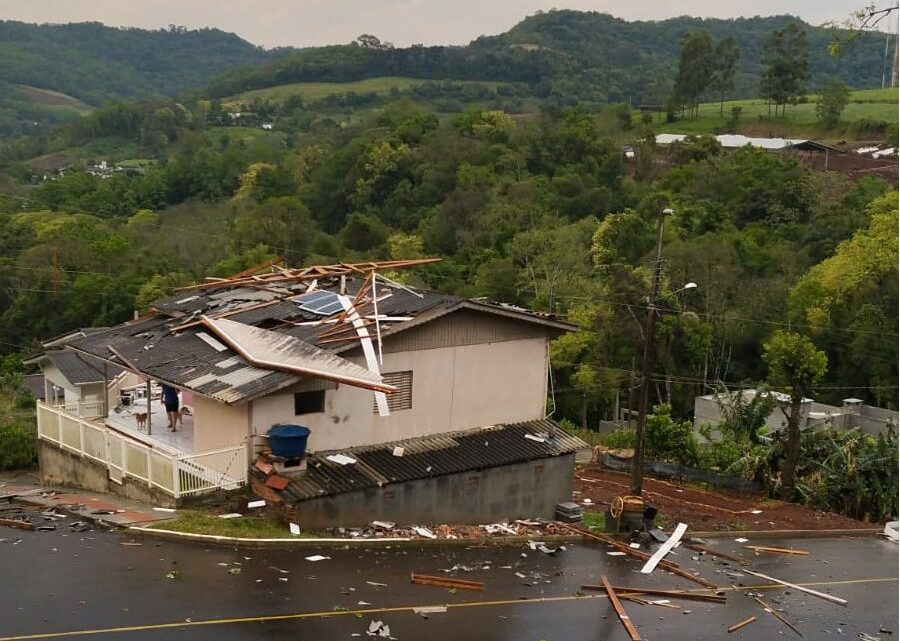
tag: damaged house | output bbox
[32,260,587,527]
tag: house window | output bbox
[294,390,325,415]
[374,371,413,413]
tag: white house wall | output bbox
[42,362,81,400]
[250,337,550,452]
[192,395,249,452]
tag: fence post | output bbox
[173,459,181,499]
[147,450,153,487]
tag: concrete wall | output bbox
[250,336,549,452]
[287,454,575,529]
[38,440,177,507]
[192,396,249,452]
[694,394,806,437]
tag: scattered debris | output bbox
[153,507,177,513]
[524,433,546,443]
[366,620,391,638]
[412,526,436,539]
[728,616,757,633]
[410,572,484,592]
[752,595,803,636]
[305,555,331,562]
[734,537,749,543]
[247,500,266,509]
[482,523,517,535]
[218,513,243,519]
[744,545,809,556]
[371,521,396,530]
[629,543,641,549]
[227,567,242,574]
[166,570,180,579]
[265,475,290,490]
[744,569,847,606]
[607,551,627,557]
[366,581,388,588]
[119,541,143,547]
[684,543,748,566]
[600,575,641,641]
[883,521,899,542]
[392,447,405,457]
[325,454,357,466]
[641,522,687,574]
[289,523,301,535]
[413,605,447,618]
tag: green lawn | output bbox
[150,510,302,538]
[225,76,508,107]
[655,88,898,140]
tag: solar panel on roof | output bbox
[297,290,345,316]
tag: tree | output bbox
[711,37,741,117]
[763,330,828,499]
[760,23,810,117]
[816,80,851,128]
[672,31,715,118]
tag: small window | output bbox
[375,371,413,413]
[294,390,325,415]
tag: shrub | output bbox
[0,423,37,470]
[601,426,636,450]
[644,403,699,466]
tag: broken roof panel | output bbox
[201,316,394,393]
[44,351,123,385]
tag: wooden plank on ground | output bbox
[581,585,726,603]
[728,616,757,633]
[684,543,749,565]
[744,545,809,556]
[0,517,34,531]
[600,575,641,641]
[410,572,484,592]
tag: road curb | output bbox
[686,528,883,539]
[126,525,583,548]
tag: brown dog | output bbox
[135,412,148,431]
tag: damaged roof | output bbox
[64,263,573,405]
[282,419,588,501]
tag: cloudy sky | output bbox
[0,1,883,48]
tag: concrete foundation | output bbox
[286,454,576,530]
[38,440,177,508]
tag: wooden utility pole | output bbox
[630,208,671,495]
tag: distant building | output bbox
[693,389,897,438]
[655,133,842,153]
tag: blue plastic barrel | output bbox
[267,424,311,458]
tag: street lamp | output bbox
[672,282,697,295]
[630,207,673,496]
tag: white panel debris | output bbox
[195,332,228,352]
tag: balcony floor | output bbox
[104,399,194,455]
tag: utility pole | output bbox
[630,208,672,495]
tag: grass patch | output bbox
[225,76,509,107]
[582,511,606,531]
[151,509,299,538]
[654,88,898,140]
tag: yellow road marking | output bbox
[1,577,896,640]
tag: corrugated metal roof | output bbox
[283,419,588,501]
[45,351,123,385]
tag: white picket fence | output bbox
[36,401,247,499]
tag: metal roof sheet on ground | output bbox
[283,419,588,501]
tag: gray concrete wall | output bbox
[38,440,177,507]
[289,454,575,530]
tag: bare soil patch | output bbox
[574,465,868,531]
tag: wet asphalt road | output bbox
[0,521,897,641]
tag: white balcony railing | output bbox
[51,399,105,419]
[36,401,247,500]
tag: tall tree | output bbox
[815,80,851,128]
[711,36,741,117]
[673,31,715,119]
[760,23,810,117]
[763,331,828,500]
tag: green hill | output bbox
[206,11,892,105]
[0,21,277,104]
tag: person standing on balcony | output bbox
[161,384,180,432]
